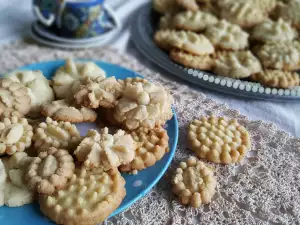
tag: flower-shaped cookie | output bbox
[33,117,81,153]
[0,116,33,156]
[119,127,169,172]
[0,78,31,118]
[41,99,97,123]
[74,77,124,108]
[52,59,106,100]
[5,70,55,117]
[204,20,249,50]
[113,79,173,131]
[172,157,217,208]
[74,128,136,171]
[188,116,251,164]
[25,147,75,195]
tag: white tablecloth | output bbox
[1,0,300,137]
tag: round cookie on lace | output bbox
[74,76,124,109]
[251,70,300,89]
[154,30,215,55]
[188,116,251,164]
[256,41,300,71]
[251,19,298,43]
[33,117,81,153]
[204,20,249,51]
[113,79,173,131]
[25,147,75,195]
[119,127,169,172]
[52,59,106,100]
[41,99,97,123]
[170,49,214,70]
[174,10,218,32]
[0,116,33,156]
[172,157,217,208]
[0,78,31,118]
[39,167,126,225]
[213,51,262,79]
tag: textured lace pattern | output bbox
[1,42,300,225]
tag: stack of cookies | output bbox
[153,0,300,89]
[0,59,173,225]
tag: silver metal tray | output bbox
[131,4,300,101]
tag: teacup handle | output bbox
[33,6,55,27]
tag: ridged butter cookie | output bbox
[188,116,251,164]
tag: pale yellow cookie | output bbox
[251,70,300,89]
[170,49,214,70]
[213,51,262,78]
[0,116,33,156]
[154,30,215,55]
[119,127,169,172]
[39,167,126,225]
[153,0,180,14]
[159,14,175,29]
[25,147,75,195]
[5,70,55,117]
[256,41,300,71]
[276,0,300,28]
[113,79,173,131]
[52,59,106,100]
[188,116,251,164]
[174,10,218,32]
[172,157,217,208]
[0,78,31,118]
[74,76,124,109]
[251,19,298,43]
[2,152,35,207]
[41,99,97,123]
[204,20,249,50]
[74,128,136,171]
[176,0,199,12]
[219,1,268,28]
[33,117,81,153]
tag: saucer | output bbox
[30,26,116,49]
[32,5,120,44]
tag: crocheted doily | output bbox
[1,42,300,225]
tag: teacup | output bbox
[33,0,106,38]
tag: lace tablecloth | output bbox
[1,43,299,225]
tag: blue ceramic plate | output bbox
[0,60,178,225]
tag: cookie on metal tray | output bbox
[41,99,97,123]
[0,78,31,118]
[153,0,180,14]
[25,147,75,195]
[39,167,126,225]
[174,10,218,32]
[172,156,217,208]
[0,116,33,156]
[251,70,300,89]
[213,51,262,79]
[119,126,169,172]
[170,49,214,70]
[218,0,268,28]
[188,116,251,164]
[154,30,215,55]
[176,0,199,12]
[33,117,81,153]
[204,20,249,51]
[255,41,300,71]
[251,19,298,43]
